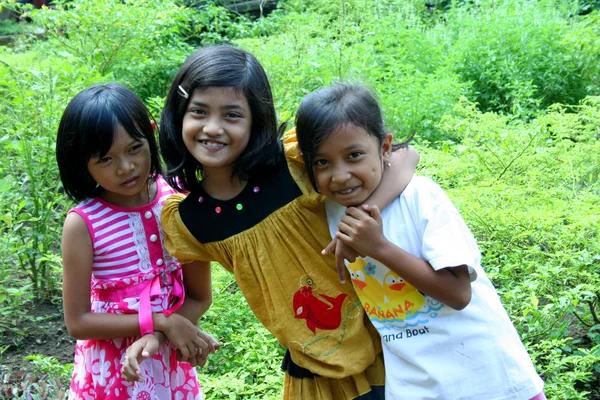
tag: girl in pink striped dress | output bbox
[56,84,218,399]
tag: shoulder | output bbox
[161,193,188,229]
[62,211,92,249]
[403,176,448,203]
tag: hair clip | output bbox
[177,85,189,99]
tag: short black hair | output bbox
[160,45,282,192]
[295,83,408,192]
[56,83,162,202]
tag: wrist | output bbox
[371,238,392,262]
[154,330,167,344]
[152,312,168,334]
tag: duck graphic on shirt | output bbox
[348,259,384,304]
[382,270,425,317]
[347,259,428,324]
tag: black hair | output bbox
[295,83,409,192]
[56,83,162,202]
[160,44,283,192]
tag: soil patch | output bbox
[0,301,74,398]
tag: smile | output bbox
[335,186,360,195]
[198,140,227,151]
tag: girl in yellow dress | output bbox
[154,45,418,399]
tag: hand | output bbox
[322,238,361,284]
[176,330,220,367]
[335,205,388,259]
[162,313,219,362]
[121,333,163,382]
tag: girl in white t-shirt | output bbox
[295,83,545,400]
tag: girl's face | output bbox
[182,86,252,179]
[312,124,391,207]
[87,125,151,207]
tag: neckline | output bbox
[197,179,254,204]
[95,177,161,212]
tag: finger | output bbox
[197,331,218,353]
[205,333,220,351]
[122,356,142,383]
[342,207,369,221]
[178,343,191,360]
[141,339,159,359]
[321,237,337,255]
[186,341,198,360]
[334,232,358,262]
[345,206,370,219]
[337,221,355,237]
[336,252,347,284]
[363,204,382,223]
[195,353,208,368]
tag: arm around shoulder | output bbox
[364,144,419,210]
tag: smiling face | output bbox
[86,125,151,207]
[312,124,391,207]
[182,86,252,181]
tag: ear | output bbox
[381,133,393,162]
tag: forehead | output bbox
[190,86,249,105]
[316,124,379,154]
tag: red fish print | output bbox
[293,285,347,334]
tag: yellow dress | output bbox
[162,130,384,400]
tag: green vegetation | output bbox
[0,0,598,398]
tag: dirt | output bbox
[0,301,74,398]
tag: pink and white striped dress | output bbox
[67,176,202,400]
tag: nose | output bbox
[203,117,223,136]
[331,165,351,184]
[116,156,135,176]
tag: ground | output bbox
[0,301,74,398]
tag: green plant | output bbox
[0,52,102,302]
[31,0,193,99]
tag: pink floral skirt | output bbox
[68,336,202,400]
[68,274,202,400]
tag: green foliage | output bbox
[445,0,600,115]
[200,265,285,399]
[0,51,103,303]
[0,355,71,399]
[31,0,193,99]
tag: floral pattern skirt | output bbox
[68,284,202,400]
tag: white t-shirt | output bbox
[325,176,543,400]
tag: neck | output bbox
[201,167,246,200]
[100,179,154,208]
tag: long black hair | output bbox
[56,83,162,202]
[295,83,409,192]
[160,45,283,192]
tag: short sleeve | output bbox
[416,179,480,281]
[161,194,214,263]
[282,127,304,165]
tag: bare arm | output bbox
[336,206,472,310]
[62,213,216,343]
[62,212,147,339]
[364,145,420,209]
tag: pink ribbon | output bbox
[139,269,185,336]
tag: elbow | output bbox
[65,316,91,340]
[65,322,86,340]
[449,290,472,311]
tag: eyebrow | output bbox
[314,143,363,157]
[188,101,247,111]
